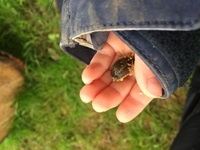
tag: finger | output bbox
[82,43,115,84]
[107,32,133,54]
[92,75,136,112]
[135,54,162,98]
[80,71,112,103]
[116,83,153,123]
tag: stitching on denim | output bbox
[163,45,180,86]
[72,20,200,33]
[96,20,199,27]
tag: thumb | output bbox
[134,54,162,98]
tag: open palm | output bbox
[80,32,162,123]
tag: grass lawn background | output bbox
[0,0,188,149]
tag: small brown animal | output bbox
[111,53,135,82]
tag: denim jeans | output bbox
[60,0,200,98]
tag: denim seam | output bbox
[163,47,180,86]
[64,0,71,44]
[71,20,200,33]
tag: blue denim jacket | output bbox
[60,0,200,98]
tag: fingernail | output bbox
[92,103,105,113]
[147,77,162,97]
[79,91,92,103]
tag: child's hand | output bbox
[80,32,162,123]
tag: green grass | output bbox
[0,0,188,149]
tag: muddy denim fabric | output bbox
[60,0,200,98]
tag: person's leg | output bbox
[181,65,200,125]
[170,65,200,150]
